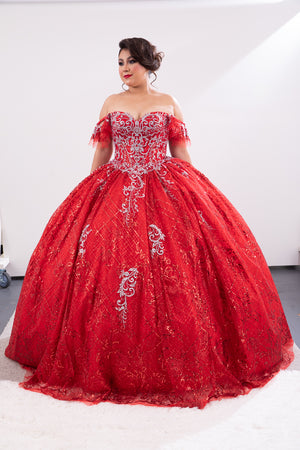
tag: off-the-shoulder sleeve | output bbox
[168,115,191,146]
[89,115,112,147]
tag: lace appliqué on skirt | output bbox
[115,268,138,328]
[148,224,165,256]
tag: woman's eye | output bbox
[118,61,123,66]
[129,59,136,64]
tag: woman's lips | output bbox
[124,74,132,79]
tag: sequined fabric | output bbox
[5,111,294,409]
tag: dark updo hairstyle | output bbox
[118,37,164,85]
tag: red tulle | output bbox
[5,111,294,409]
[89,115,112,147]
[168,115,191,146]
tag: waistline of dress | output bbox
[111,157,172,175]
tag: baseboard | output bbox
[11,265,300,281]
[269,265,300,271]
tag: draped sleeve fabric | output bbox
[168,115,191,147]
[89,114,112,148]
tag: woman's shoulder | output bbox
[152,91,175,104]
[102,93,123,109]
[156,91,175,101]
[156,92,184,121]
[98,94,122,120]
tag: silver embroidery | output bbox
[168,159,189,178]
[148,224,165,256]
[157,161,176,200]
[197,211,214,229]
[110,112,170,222]
[115,267,138,328]
[120,171,146,223]
[78,224,92,256]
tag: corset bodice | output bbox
[110,111,169,173]
[89,109,191,176]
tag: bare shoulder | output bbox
[158,92,184,121]
[98,93,123,120]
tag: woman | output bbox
[5,37,294,409]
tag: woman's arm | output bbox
[169,142,192,163]
[90,99,113,173]
[169,98,192,164]
[90,143,113,173]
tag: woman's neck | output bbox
[127,81,153,97]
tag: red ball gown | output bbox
[5,111,294,408]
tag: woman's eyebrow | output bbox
[118,56,134,62]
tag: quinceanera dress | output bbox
[5,111,294,409]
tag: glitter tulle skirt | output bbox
[5,158,294,408]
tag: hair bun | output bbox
[152,51,164,71]
[119,37,164,73]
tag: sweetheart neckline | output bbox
[107,110,181,122]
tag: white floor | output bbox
[0,315,299,450]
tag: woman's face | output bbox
[118,48,148,88]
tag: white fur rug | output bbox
[0,314,299,450]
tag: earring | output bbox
[122,82,128,91]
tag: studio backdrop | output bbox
[0,0,299,275]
